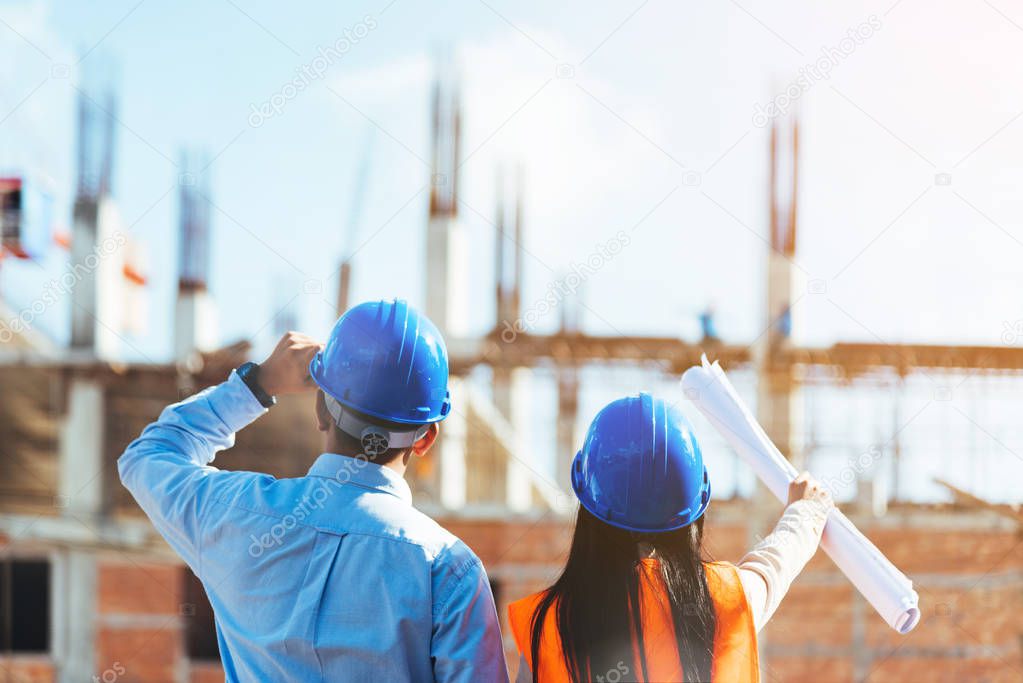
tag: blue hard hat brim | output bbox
[570,452,712,534]
[308,351,447,426]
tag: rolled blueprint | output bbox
[681,356,921,634]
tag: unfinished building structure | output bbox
[0,74,1020,683]
[174,149,217,364]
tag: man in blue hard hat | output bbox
[119,299,509,682]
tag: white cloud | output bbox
[328,29,701,334]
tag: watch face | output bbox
[243,363,263,384]
[238,363,273,407]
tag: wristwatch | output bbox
[236,362,277,408]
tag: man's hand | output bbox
[787,471,833,508]
[259,332,324,396]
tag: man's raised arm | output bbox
[117,332,321,572]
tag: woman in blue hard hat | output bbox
[508,393,833,683]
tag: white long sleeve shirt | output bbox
[736,498,831,631]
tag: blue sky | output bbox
[3,0,1023,359]
[3,0,1023,500]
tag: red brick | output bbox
[98,561,183,616]
[763,656,854,683]
[866,656,1022,683]
[766,582,855,647]
[702,522,751,561]
[97,626,182,683]
[189,661,225,683]
[869,528,1022,575]
[867,581,1023,650]
[0,656,54,683]
[442,518,573,567]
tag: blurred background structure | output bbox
[1,1,1022,681]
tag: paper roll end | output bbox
[896,607,921,634]
[680,365,705,390]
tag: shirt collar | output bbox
[306,453,413,504]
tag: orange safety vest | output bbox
[508,560,759,683]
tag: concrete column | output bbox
[70,197,126,360]
[59,379,105,515]
[55,377,104,681]
[439,377,467,509]
[174,288,218,362]
[500,367,532,512]
[54,548,98,683]
[555,365,579,493]
[425,214,468,339]
[336,260,352,318]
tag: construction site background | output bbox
[2,2,1022,682]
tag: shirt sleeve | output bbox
[736,499,831,631]
[431,549,510,683]
[117,371,268,573]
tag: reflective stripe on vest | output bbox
[507,560,759,683]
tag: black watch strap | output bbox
[236,362,276,408]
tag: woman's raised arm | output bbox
[735,472,834,631]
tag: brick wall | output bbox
[440,513,1022,683]
[95,561,186,683]
[22,511,1018,682]
[0,656,53,683]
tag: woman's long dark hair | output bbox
[529,508,716,683]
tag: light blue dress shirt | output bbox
[118,372,509,683]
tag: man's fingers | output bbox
[285,341,322,358]
[279,331,319,348]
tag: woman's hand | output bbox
[787,471,833,509]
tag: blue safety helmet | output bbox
[571,393,711,533]
[309,299,451,426]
